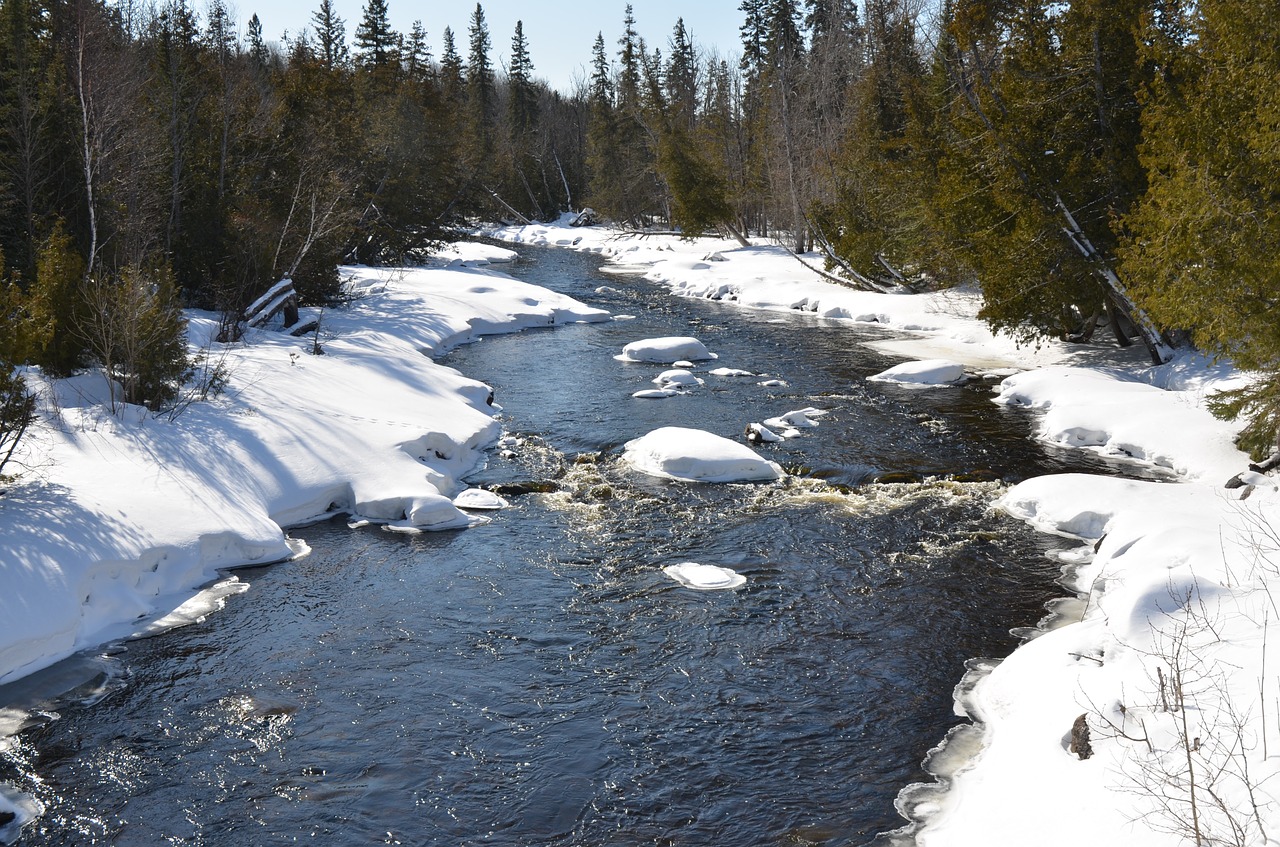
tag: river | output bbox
[0,244,1127,845]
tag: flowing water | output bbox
[0,245,1135,845]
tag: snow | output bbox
[484,218,1280,847]
[452,488,509,510]
[615,336,717,363]
[867,358,967,387]
[622,427,785,483]
[762,407,828,430]
[663,562,747,590]
[652,368,704,388]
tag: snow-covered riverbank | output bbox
[0,245,609,691]
[488,219,1280,846]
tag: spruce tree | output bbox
[354,0,396,70]
[466,3,495,173]
[311,0,348,71]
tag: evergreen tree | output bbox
[439,26,464,103]
[466,3,495,174]
[354,0,396,70]
[311,0,347,71]
[934,0,1171,360]
[246,14,268,66]
[666,18,697,129]
[402,21,430,82]
[1121,0,1280,453]
[507,21,536,138]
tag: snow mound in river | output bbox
[622,426,783,483]
[867,359,967,387]
[663,562,746,590]
[615,336,717,363]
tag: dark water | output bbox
[0,245,1115,845]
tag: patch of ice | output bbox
[612,314,636,320]
[663,562,746,590]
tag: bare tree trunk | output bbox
[73,11,99,278]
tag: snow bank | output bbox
[0,250,609,686]
[994,366,1245,481]
[622,427,784,483]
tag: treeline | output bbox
[1,0,1279,462]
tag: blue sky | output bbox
[245,1,745,93]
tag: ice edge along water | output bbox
[487,218,1279,847]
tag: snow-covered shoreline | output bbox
[488,219,1280,846]
[0,244,609,690]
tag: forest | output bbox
[1,0,1278,469]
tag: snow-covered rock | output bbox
[763,407,829,429]
[867,359,967,387]
[652,368,704,388]
[452,488,509,510]
[615,336,717,363]
[663,562,746,590]
[622,427,784,483]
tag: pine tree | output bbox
[933,0,1171,360]
[466,2,495,172]
[311,0,348,71]
[666,19,697,130]
[507,21,536,138]
[402,21,430,82]
[439,26,464,103]
[246,14,268,66]
[354,0,396,70]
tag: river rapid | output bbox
[0,244,1128,845]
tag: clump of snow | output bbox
[763,407,829,430]
[744,422,784,443]
[631,388,681,400]
[453,488,509,510]
[663,562,746,590]
[867,359,967,387]
[758,378,788,387]
[652,369,704,388]
[709,367,755,377]
[615,336,717,363]
[622,427,784,483]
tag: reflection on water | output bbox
[1,245,1100,845]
